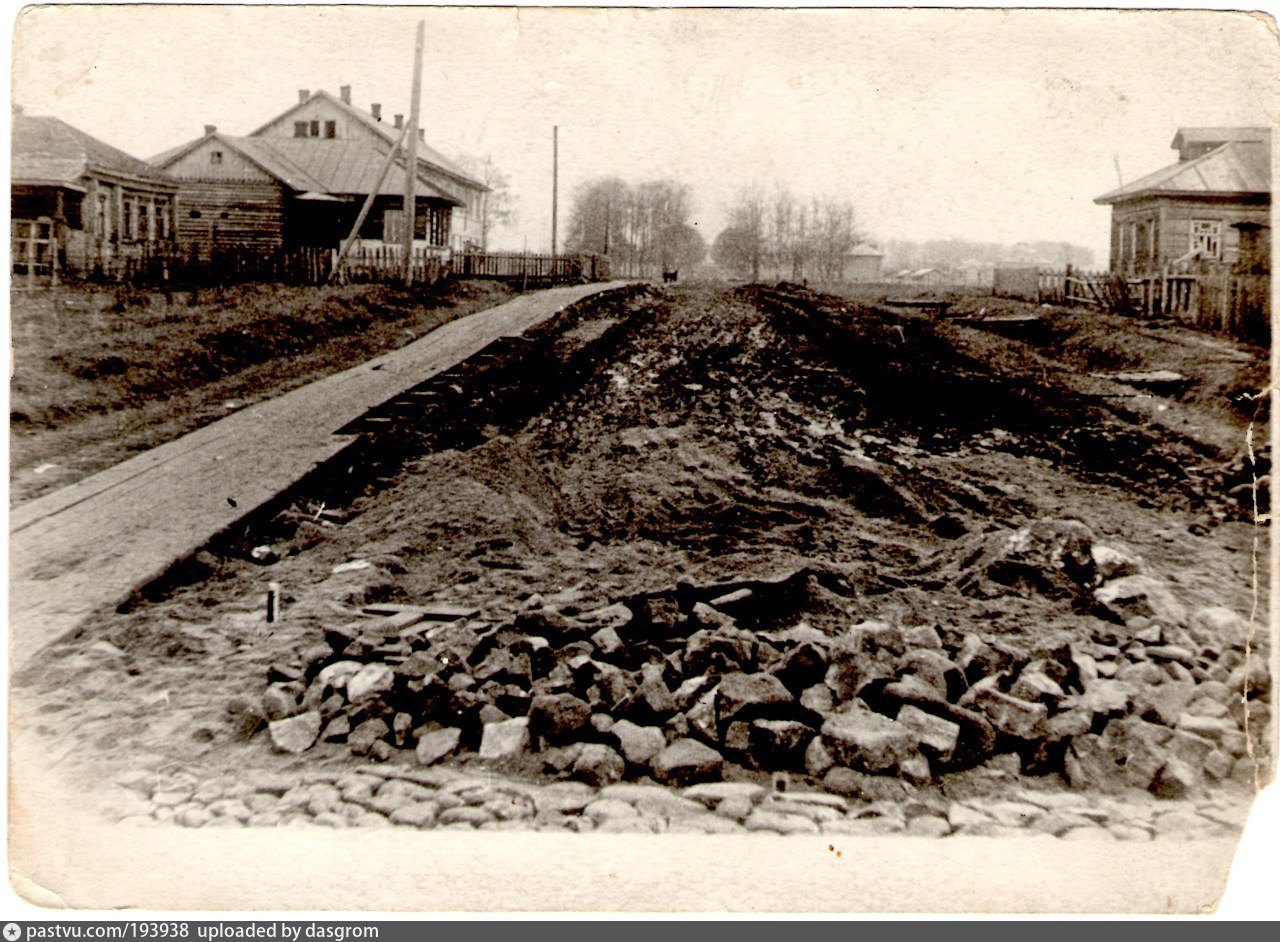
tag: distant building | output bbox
[841,243,883,281]
[1095,127,1270,276]
[151,87,489,255]
[11,109,180,275]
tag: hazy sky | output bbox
[10,4,1279,258]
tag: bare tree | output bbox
[716,186,768,280]
[567,177,699,276]
[458,154,516,250]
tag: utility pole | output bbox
[401,20,425,285]
[551,125,559,256]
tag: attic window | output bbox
[210,150,224,165]
[324,121,336,139]
[310,120,320,137]
[294,121,308,138]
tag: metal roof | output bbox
[262,138,462,204]
[151,133,463,205]
[13,113,178,188]
[1094,140,1271,204]
[248,89,487,192]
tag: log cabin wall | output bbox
[174,179,288,253]
[165,139,288,252]
[1109,195,1269,276]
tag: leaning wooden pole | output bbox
[328,124,410,285]
[401,20,425,285]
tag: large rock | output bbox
[1091,544,1143,581]
[572,743,626,787]
[899,649,965,701]
[609,719,667,765]
[895,705,960,764]
[820,706,917,774]
[528,693,593,746]
[825,623,903,701]
[261,683,304,721]
[1189,606,1249,649]
[652,739,724,786]
[478,717,530,760]
[683,627,758,677]
[348,717,391,756]
[1134,678,1198,727]
[415,727,461,766]
[268,711,322,754]
[714,672,796,732]
[1094,575,1187,627]
[771,642,829,694]
[625,663,677,723]
[983,518,1096,599]
[969,688,1048,740]
[347,663,396,704]
[874,675,997,768]
[747,719,816,770]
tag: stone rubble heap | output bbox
[237,518,1269,804]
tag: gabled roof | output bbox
[12,113,177,189]
[1094,140,1271,205]
[150,132,330,193]
[260,138,462,204]
[151,132,463,206]
[249,89,487,192]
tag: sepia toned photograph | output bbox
[6,3,1278,914]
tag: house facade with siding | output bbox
[151,87,489,255]
[1095,127,1270,277]
[11,110,180,274]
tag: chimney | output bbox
[340,85,352,105]
[204,124,217,136]
[298,89,310,103]
[394,114,403,129]
[371,103,382,122]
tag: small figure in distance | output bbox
[662,268,678,283]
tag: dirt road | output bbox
[8,281,633,668]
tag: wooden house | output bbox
[841,243,883,281]
[151,87,489,255]
[11,109,180,275]
[1095,127,1270,277]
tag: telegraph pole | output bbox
[401,20,425,284]
[551,125,559,256]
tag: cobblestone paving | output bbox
[111,763,1253,839]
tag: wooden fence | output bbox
[993,264,1269,344]
[451,251,584,285]
[13,243,607,290]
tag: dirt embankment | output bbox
[14,282,1270,830]
[9,279,514,503]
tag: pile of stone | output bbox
[238,519,1268,800]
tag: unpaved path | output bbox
[8,281,634,668]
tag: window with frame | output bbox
[294,121,308,138]
[211,150,224,165]
[310,120,320,137]
[97,194,110,239]
[1190,220,1222,259]
[324,121,336,139]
